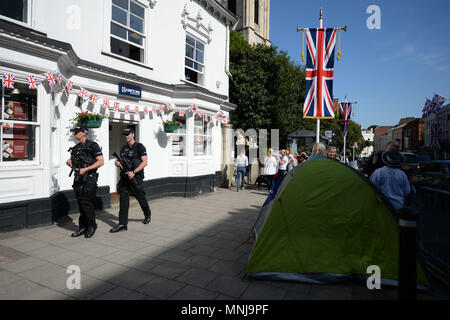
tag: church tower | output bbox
[223,0,271,45]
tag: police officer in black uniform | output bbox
[110,128,151,233]
[66,126,104,238]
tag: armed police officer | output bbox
[110,128,151,233]
[66,126,104,238]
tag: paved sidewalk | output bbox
[0,187,438,300]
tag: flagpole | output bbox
[316,7,323,144]
[343,95,347,163]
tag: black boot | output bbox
[71,228,86,237]
[143,216,151,224]
[84,226,97,238]
[110,224,128,233]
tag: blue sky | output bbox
[270,0,450,129]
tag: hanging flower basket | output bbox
[163,123,180,133]
[72,112,108,128]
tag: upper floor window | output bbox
[228,0,237,15]
[185,35,205,85]
[254,0,259,25]
[0,0,28,23]
[110,0,145,62]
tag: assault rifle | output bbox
[112,151,137,185]
[68,147,84,182]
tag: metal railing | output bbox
[414,186,450,293]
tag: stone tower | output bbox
[220,0,270,45]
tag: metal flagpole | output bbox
[343,95,347,163]
[316,7,323,143]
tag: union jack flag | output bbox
[152,106,156,114]
[46,72,56,86]
[339,102,353,138]
[198,110,202,117]
[179,109,184,117]
[113,102,120,112]
[144,106,148,114]
[90,94,98,104]
[159,106,163,113]
[189,105,194,113]
[431,123,440,149]
[65,81,73,94]
[2,73,15,88]
[125,105,129,114]
[422,98,431,118]
[79,88,88,100]
[135,106,139,114]
[428,93,447,114]
[303,28,337,119]
[102,99,109,109]
[26,75,38,89]
[193,105,198,111]
[57,74,62,84]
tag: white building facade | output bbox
[360,128,374,157]
[0,0,238,229]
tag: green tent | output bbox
[245,158,429,287]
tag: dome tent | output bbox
[245,159,429,288]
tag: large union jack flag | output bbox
[428,93,447,114]
[303,28,337,119]
[339,102,353,137]
[431,123,440,149]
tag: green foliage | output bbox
[71,112,108,124]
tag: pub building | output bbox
[0,0,237,229]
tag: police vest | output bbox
[120,142,144,175]
[71,140,98,173]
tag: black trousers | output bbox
[72,175,98,229]
[117,175,151,226]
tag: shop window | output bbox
[185,35,205,85]
[169,114,186,156]
[111,0,146,63]
[0,0,28,23]
[254,0,259,25]
[194,114,212,156]
[1,82,38,162]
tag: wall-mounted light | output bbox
[11,88,20,95]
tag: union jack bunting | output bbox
[428,93,447,114]
[113,102,120,112]
[102,99,109,109]
[26,75,38,89]
[135,106,139,114]
[339,102,353,138]
[179,109,184,117]
[125,105,129,114]
[57,74,62,84]
[189,105,194,113]
[79,88,88,100]
[193,105,198,111]
[159,106,163,113]
[65,81,73,94]
[431,123,440,149]
[422,98,431,118]
[303,28,337,119]
[2,73,15,88]
[198,110,202,117]
[166,103,174,111]
[90,94,98,104]
[144,106,148,114]
[152,106,156,114]
[46,72,56,86]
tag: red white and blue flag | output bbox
[422,98,431,118]
[303,28,337,119]
[431,123,440,149]
[179,109,185,117]
[428,93,447,114]
[46,72,56,87]
[2,73,15,88]
[26,75,38,89]
[339,102,353,137]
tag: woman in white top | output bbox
[277,149,289,181]
[264,148,278,191]
[286,147,297,171]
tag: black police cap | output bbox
[71,126,88,134]
[121,128,135,135]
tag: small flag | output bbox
[46,72,56,86]
[57,74,62,84]
[2,73,15,88]
[79,88,89,100]
[179,109,185,117]
[144,106,148,114]
[65,81,73,94]
[152,106,156,114]
[431,123,440,149]
[90,94,98,104]
[135,106,139,114]
[103,99,109,109]
[125,105,129,114]
[113,102,120,112]
[26,75,38,89]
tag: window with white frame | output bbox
[1,82,38,162]
[110,0,146,63]
[185,35,205,85]
[193,114,212,156]
[0,0,28,23]
[169,113,186,156]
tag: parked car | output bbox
[400,152,431,177]
[413,160,450,191]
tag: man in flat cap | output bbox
[110,127,151,233]
[66,126,104,238]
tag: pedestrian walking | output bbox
[370,150,411,211]
[110,128,151,233]
[66,126,104,238]
[264,148,278,191]
[235,149,248,191]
